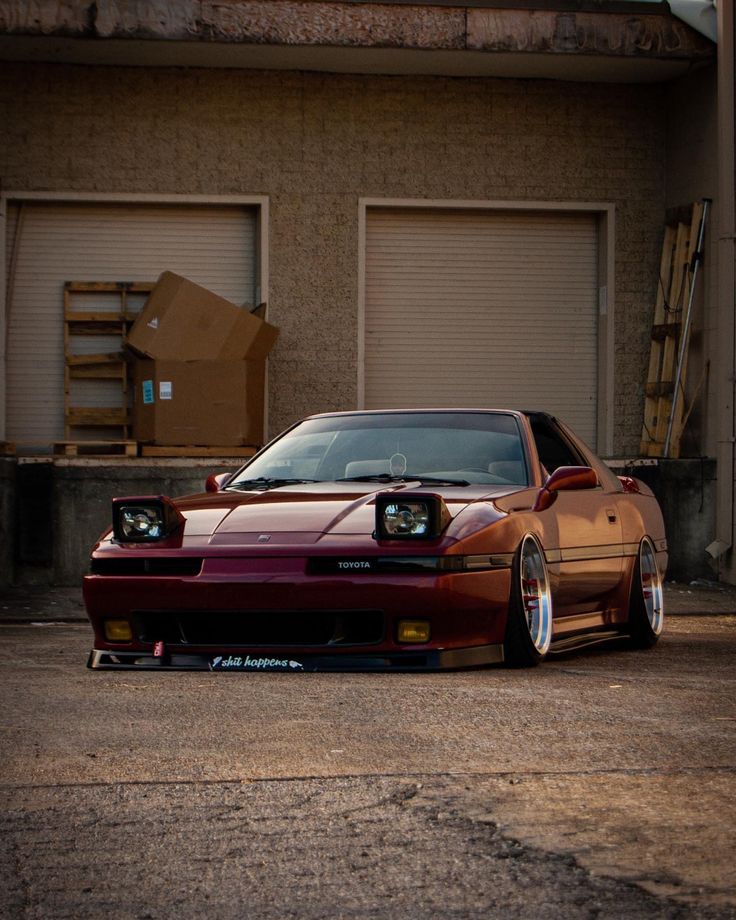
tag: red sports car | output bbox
[84,409,666,670]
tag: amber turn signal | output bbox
[103,619,133,642]
[397,619,431,644]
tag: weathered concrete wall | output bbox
[634,458,717,581]
[1,63,666,452]
[15,460,241,586]
[0,458,15,587]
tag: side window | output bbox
[529,417,584,474]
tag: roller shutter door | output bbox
[4,202,257,444]
[364,208,599,444]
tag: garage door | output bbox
[364,208,600,445]
[4,202,258,443]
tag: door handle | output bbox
[606,509,617,523]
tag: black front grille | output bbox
[134,609,385,647]
[90,558,203,576]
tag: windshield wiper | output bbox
[225,477,319,491]
[337,474,470,487]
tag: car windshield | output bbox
[227,412,529,488]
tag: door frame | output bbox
[0,191,269,442]
[358,197,615,456]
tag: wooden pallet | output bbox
[140,445,259,458]
[64,282,154,440]
[640,202,704,458]
[67,353,128,379]
[65,407,131,428]
[53,440,139,458]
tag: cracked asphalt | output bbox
[0,584,734,919]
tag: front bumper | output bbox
[83,559,512,670]
[87,643,505,671]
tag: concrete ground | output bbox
[0,582,734,919]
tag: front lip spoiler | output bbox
[87,643,505,671]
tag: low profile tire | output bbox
[627,536,664,648]
[503,534,553,667]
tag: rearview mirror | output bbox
[533,466,599,512]
[205,472,233,493]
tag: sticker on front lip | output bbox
[210,655,304,671]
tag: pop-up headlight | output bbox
[112,496,185,543]
[375,494,451,540]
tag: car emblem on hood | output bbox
[257,534,272,543]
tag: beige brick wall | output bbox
[0,63,666,453]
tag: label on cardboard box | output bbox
[132,358,265,447]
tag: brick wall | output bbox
[0,63,666,453]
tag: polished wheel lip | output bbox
[640,536,664,635]
[520,534,553,655]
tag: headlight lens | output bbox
[382,501,430,536]
[375,493,452,540]
[120,507,164,539]
[112,496,185,543]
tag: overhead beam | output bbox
[0,0,715,63]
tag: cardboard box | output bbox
[127,272,279,362]
[132,360,265,446]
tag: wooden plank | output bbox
[53,440,138,458]
[650,322,680,342]
[652,219,691,450]
[640,224,677,454]
[69,364,126,380]
[66,407,130,427]
[668,200,705,458]
[67,352,125,366]
[65,311,133,323]
[652,224,677,329]
[140,445,259,458]
[645,381,674,398]
[66,323,131,336]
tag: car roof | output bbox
[302,408,543,422]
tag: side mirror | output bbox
[533,466,599,512]
[206,472,233,493]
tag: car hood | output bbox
[174,481,519,543]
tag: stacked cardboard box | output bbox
[126,272,279,447]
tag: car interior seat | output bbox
[486,436,527,484]
[487,461,526,483]
[344,459,391,478]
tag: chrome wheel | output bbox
[518,535,553,655]
[639,537,664,636]
[627,535,665,648]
